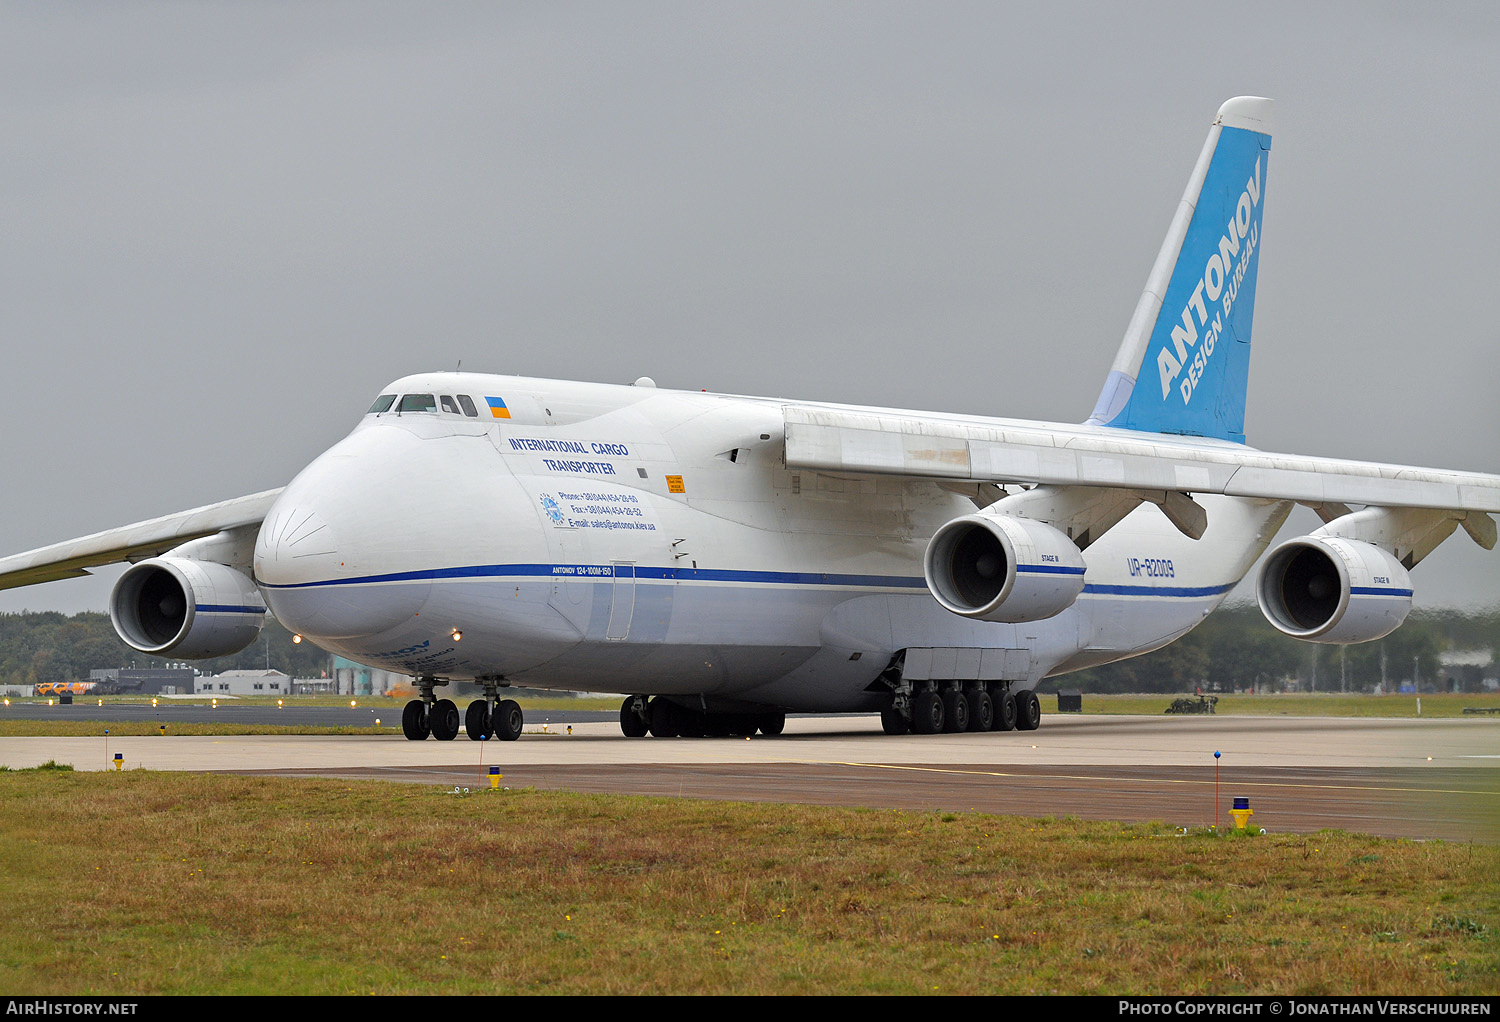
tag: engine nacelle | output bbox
[110,557,267,659]
[924,512,1087,622]
[1256,537,1412,644]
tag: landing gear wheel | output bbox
[994,689,1018,732]
[703,714,733,737]
[648,698,679,738]
[722,716,749,737]
[941,690,969,733]
[1015,690,1041,731]
[493,699,524,741]
[620,697,649,738]
[430,699,461,741]
[912,690,945,735]
[966,689,995,732]
[401,699,430,741]
[757,712,786,736]
[465,699,491,740]
[880,706,910,735]
[677,707,706,739]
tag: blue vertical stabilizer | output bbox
[1087,97,1273,444]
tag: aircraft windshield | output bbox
[367,394,396,414]
[397,394,437,413]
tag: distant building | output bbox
[292,676,336,695]
[196,669,290,696]
[330,656,413,696]
[1438,649,1495,693]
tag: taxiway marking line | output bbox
[808,761,1500,798]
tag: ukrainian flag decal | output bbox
[485,396,512,419]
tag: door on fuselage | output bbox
[605,561,635,640]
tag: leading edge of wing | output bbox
[781,406,1500,513]
[0,489,284,592]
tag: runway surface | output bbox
[3,713,1496,842]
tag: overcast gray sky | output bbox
[2,1,1497,615]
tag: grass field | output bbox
[0,768,1495,996]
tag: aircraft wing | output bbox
[782,405,1500,516]
[0,489,284,591]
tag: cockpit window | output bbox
[457,395,478,417]
[368,394,396,414]
[440,395,459,415]
[397,393,437,413]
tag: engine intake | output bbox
[1256,537,1412,643]
[110,557,267,659]
[924,512,1086,622]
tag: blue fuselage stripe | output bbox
[197,604,266,615]
[259,564,930,590]
[1081,582,1236,598]
[260,563,1234,599]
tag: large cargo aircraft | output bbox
[2,98,1495,743]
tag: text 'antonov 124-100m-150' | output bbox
[3,97,1496,742]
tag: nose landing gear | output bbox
[464,699,490,741]
[491,697,524,741]
[400,674,445,741]
[400,676,524,741]
[429,699,461,741]
[400,698,430,740]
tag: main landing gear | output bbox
[884,682,1041,736]
[618,695,786,739]
[401,676,524,742]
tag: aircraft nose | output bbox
[258,503,338,575]
[254,428,433,639]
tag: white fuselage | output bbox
[252,372,1291,711]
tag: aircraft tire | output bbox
[620,698,649,738]
[993,689,1018,732]
[401,699,430,741]
[1015,690,1041,731]
[911,690,944,735]
[648,698,679,738]
[677,706,706,739]
[493,699,524,741]
[757,711,786,736]
[465,699,491,740]
[703,713,733,737]
[880,706,909,735]
[966,689,995,732]
[431,699,461,741]
[941,690,969,733]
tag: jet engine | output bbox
[923,511,1086,623]
[109,557,266,659]
[1256,536,1412,644]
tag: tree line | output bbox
[1,605,1495,693]
[0,612,334,688]
[1046,604,1499,694]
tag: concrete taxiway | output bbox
[2,713,1496,842]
